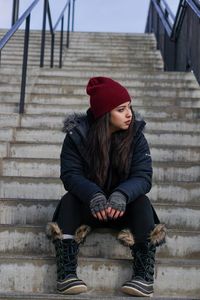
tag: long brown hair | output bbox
[86,109,135,187]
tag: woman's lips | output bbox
[125,120,131,125]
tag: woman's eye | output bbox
[118,108,124,112]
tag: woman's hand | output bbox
[107,191,127,219]
[90,193,108,221]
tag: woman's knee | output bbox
[127,195,152,212]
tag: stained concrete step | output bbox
[2,91,200,111]
[0,197,199,226]
[8,142,200,162]
[18,115,200,132]
[0,225,199,260]
[0,293,197,300]
[0,197,199,227]
[1,127,200,146]
[24,104,200,120]
[0,177,199,203]
[35,75,199,89]
[29,83,200,98]
[1,52,161,62]
[0,255,199,297]
[0,66,195,81]
[1,158,200,182]
[37,68,196,80]
[0,103,19,113]
[1,113,200,133]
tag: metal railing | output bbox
[0,0,40,114]
[40,0,71,68]
[145,0,200,84]
[0,0,75,114]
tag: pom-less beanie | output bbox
[86,77,131,119]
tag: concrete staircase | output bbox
[0,30,200,299]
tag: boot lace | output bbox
[54,239,78,280]
[132,243,156,282]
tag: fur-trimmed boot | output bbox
[119,224,167,297]
[46,222,88,294]
[121,242,156,297]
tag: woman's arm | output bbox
[114,132,153,203]
[60,134,103,203]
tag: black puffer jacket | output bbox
[60,111,153,204]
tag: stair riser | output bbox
[0,229,199,259]
[0,143,8,157]
[8,143,200,162]
[2,160,200,182]
[20,116,200,132]
[1,112,200,133]
[35,77,199,89]
[0,180,198,203]
[28,86,200,98]
[12,130,200,146]
[0,258,199,297]
[0,200,199,230]
[24,106,200,120]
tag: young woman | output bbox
[47,77,166,297]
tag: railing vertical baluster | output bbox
[72,0,75,31]
[40,0,47,67]
[51,33,55,68]
[59,16,64,68]
[12,0,20,26]
[19,14,30,114]
[66,0,71,48]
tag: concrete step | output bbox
[0,197,199,225]
[0,196,199,229]
[18,114,200,132]
[0,142,8,157]
[0,103,19,113]
[8,142,200,162]
[0,225,199,259]
[0,114,20,128]
[0,293,197,300]
[0,127,198,146]
[37,68,196,80]
[29,83,200,99]
[2,91,200,110]
[1,112,200,133]
[35,75,199,89]
[0,255,199,297]
[23,103,200,120]
[0,177,198,203]
[1,158,199,182]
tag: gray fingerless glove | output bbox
[108,191,127,212]
[90,193,108,215]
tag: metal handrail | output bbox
[145,0,200,84]
[0,0,40,114]
[40,0,71,68]
[0,0,40,50]
[0,0,74,114]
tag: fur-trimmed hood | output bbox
[62,109,146,137]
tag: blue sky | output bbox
[0,0,179,32]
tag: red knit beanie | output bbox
[86,77,131,119]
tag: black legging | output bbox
[53,193,155,243]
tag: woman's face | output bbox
[109,101,132,133]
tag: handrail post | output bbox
[12,0,20,26]
[59,16,64,68]
[51,33,55,68]
[66,0,71,48]
[72,0,75,31]
[40,0,48,67]
[19,14,30,114]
